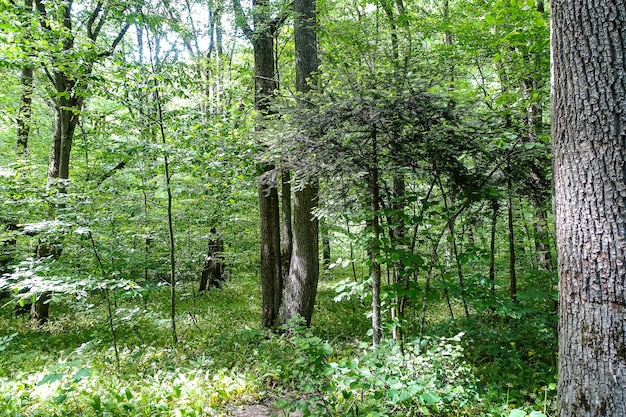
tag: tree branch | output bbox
[97,161,126,186]
[232,0,253,41]
[97,23,130,58]
[86,1,103,40]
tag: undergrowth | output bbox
[0,273,556,416]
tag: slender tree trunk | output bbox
[320,218,331,268]
[17,0,34,154]
[390,174,406,341]
[552,3,626,416]
[507,179,517,302]
[489,200,499,294]
[533,202,554,274]
[369,131,382,345]
[17,66,33,154]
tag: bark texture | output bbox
[279,183,319,325]
[259,168,282,328]
[279,0,320,326]
[17,66,33,154]
[552,2,626,416]
[232,0,283,328]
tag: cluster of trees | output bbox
[0,0,624,415]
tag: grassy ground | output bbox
[0,272,556,416]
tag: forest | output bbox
[0,0,624,416]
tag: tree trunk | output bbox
[259,167,282,328]
[552,2,626,416]
[390,174,406,341]
[280,182,319,326]
[489,200,499,294]
[232,0,283,328]
[320,218,331,267]
[279,0,320,326]
[507,179,517,302]
[281,170,292,285]
[369,131,382,345]
[200,228,225,292]
[17,66,33,154]
[16,0,34,154]
[533,203,553,274]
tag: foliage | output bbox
[278,320,480,416]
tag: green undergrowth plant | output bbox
[278,318,480,417]
[437,288,558,416]
[0,272,558,416]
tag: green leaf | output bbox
[509,410,527,417]
[54,394,67,404]
[71,367,91,382]
[37,373,64,386]
[420,392,441,405]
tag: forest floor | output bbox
[0,272,557,416]
[230,402,301,417]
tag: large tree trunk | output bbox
[254,16,282,328]
[279,0,320,326]
[232,0,283,327]
[259,168,282,328]
[280,182,319,325]
[280,170,292,285]
[552,2,626,416]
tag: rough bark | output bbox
[17,66,33,154]
[279,0,320,326]
[259,169,282,327]
[280,182,319,325]
[280,170,292,285]
[232,0,283,328]
[552,2,626,416]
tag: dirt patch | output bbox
[229,402,302,417]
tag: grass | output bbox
[0,270,557,416]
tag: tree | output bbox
[233,0,285,328]
[278,0,319,327]
[17,0,34,155]
[552,2,626,416]
[30,0,129,323]
[34,0,129,186]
